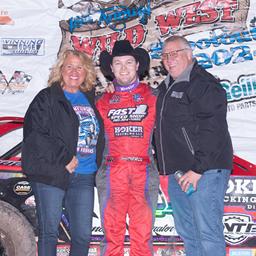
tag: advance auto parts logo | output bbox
[13,181,32,195]
[0,70,32,94]
[223,213,256,245]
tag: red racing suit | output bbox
[96,83,159,256]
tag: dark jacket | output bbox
[155,61,233,175]
[21,83,104,189]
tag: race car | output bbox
[0,117,71,256]
[0,116,255,256]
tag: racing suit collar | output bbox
[113,78,140,92]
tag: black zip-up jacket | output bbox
[155,61,233,175]
[21,83,104,189]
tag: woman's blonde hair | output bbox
[48,49,96,92]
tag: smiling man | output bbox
[154,35,233,256]
[96,40,159,256]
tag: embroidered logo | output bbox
[171,91,183,99]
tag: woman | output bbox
[21,49,104,256]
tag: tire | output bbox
[0,200,36,256]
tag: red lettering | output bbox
[124,24,146,47]
[184,2,201,25]
[71,24,146,56]
[155,0,238,37]
[71,36,95,55]
[71,33,119,56]
[200,0,219,23]
[91,33,119,52]
[155,8,183,36]
[220,0,238,21]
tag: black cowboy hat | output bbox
[99,40,150,81]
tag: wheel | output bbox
[0,200,36,256]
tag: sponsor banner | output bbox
[224,176,256,247]
[224,213,256,246]
[228,248,256,256]
[0,38,45,56]
[0,70,32,95]
[55,0,256,163]
[13,180,32,195]
[88,175,256,248]
[1,160,256,254]
[0,0,256,164]
[89,177,178,244]
[223,73,256,112]
[225,176,256,212]
[0,9,14,25]
[58,0,250,86]
[0,0,256,253]
[56,245,256,256]
[54,175,255,250]
[57,244,186,256]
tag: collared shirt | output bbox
[164,59,196,89]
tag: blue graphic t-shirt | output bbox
[64,90,99,174]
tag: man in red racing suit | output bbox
[96,40,159,256]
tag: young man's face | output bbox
[111,55,139,86]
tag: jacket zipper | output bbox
[159,82,174,175]
[181,127,195,155]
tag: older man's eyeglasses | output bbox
[162,48,189,60]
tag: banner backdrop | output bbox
[1,1,256,255]
[1,0,256,162]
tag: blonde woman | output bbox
[22,49,104,256]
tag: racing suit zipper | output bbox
[159,82,175,175]
[181,127,195,155]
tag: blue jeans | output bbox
[168,169,231,256]
[32,172,95,256]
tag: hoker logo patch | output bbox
[114,125,143,138]
[107,104,148,122]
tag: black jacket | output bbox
[155,61,233,175]
[21,83,104,189]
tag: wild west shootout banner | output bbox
[1,1,256,255]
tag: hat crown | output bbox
[99,40,150,81]
[112,40,135,57]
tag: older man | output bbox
[154,35,233,256]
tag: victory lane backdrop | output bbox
[1,1,256,255]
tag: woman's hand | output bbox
[65,156,78,174]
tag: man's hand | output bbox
[178,170,202,193]
[65,156,78,174]
[105,83,115,93]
